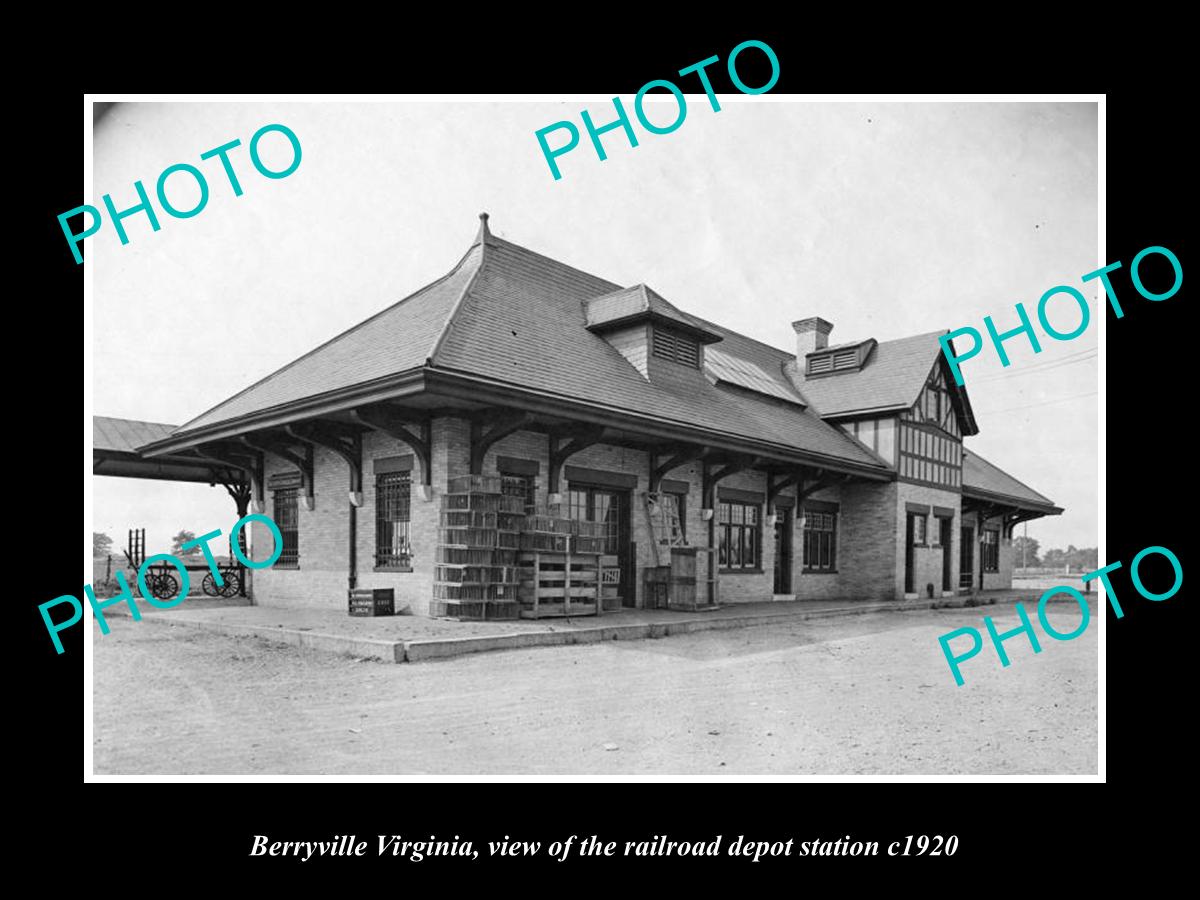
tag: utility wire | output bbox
[975,389,1099,416]
[966,350,1097,384]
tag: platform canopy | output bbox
[93,416,243,484]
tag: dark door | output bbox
[959,526,974,589]
[939,517,952,592]
[904,514,916,594]
[567,485,633,606]
[773,513,793,594]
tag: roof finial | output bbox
[475,211,492,245]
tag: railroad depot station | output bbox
[93,214,1061,620]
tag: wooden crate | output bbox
[642,565,671,609]
[348,588,394,617]
[599,554,622,608]
[446,474,502,494]
[517,551,602,618]
[670,546,698,578]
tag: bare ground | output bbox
[92,602,1097,776]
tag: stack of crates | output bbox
[431,474,525,619]
[520,510,573,552]
[571,518,608,555]
[515,505,604,618]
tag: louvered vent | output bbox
[652,327,701,369]
[808,354,834,375]
[833,349,857,369]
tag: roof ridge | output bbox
[488,234,622,293]
[175,242,484,434]
[95,414,180,428]
[426,242,489,365]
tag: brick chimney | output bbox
[792,317,833,359]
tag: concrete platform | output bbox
[107,589,1059,664]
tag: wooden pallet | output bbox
[517,550,602,618]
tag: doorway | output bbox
[959,526,974,589]
[567,484,633,607]
[773,511,793,594]
[904,514,916,594]
[939,517,952,592]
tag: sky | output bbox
[91,99,1098,556]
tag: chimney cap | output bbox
[792,317,834,336]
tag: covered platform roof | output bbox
[93,416,233,483]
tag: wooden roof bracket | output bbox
[548,425,607,494]
[649,444,705,493]
[470,412,534,475]
[239,434,315,508]
[350,407,432,486]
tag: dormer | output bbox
[585,284,722,380]
[805,339,877,378]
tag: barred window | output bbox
[718,500,759,570]
[273,488,299,569]
[982,528,1000,573]
[375,471,412,569]
[803,509,837,572]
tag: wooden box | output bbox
[348,588,395,617]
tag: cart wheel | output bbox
[219,572,241,598]
[201,573,220,597]
[153,572,179,600]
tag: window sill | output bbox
[720,568,764,575]
[374,566,414,574]
[802,569,839,575]
[273,564,300,571]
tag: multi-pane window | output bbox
[912,514,928,546]
[273,488,299,568]
[718,500,759,569]
[375,471,412,569]
[500,473,536,512]
[803,510,837,571]
[982,528,1000,572]
[651,327,701,368]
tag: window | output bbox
[500,473,536,512]
[982,529,1000,572]
[375,471,412,569]
[912,514,928,546]
[273,488,299,568]
[803,510,837,572]
[718,500,759,570]
[651,327,700,368]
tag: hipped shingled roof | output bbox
[160,214,1054,512]
[176,214,885,470]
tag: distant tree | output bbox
[93,532,113,556]
[1041,547,1067,569]
[171,530,200,557]
[1040,546,1098,572]
[1012,536,1040,568]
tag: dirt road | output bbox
[92,603,1097,775]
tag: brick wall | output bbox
[980,512,1015,590]
[249,414,956,613]
[835,481,900,601]
[895,482,962,598]
[251,415,473,617]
